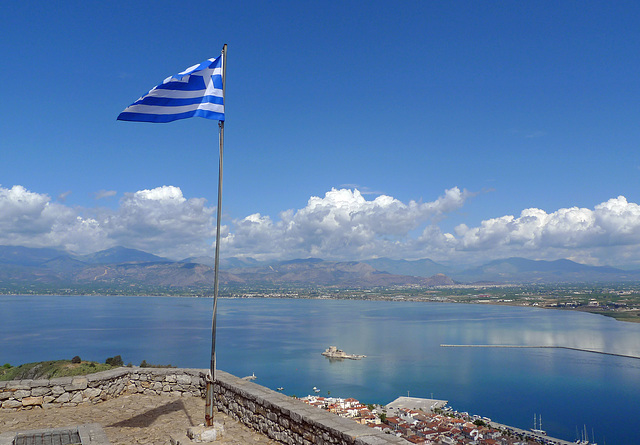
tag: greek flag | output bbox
[118,56,224,123]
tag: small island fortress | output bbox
[322,346,366,360]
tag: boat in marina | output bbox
[575,424,597,445]
[531,413,546,435]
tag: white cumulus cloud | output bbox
[0,185,216,259]
[449,196,640,265]
[4,183,640,267]
[223,187,471,260]
[0,185,77,246]
[99,185,215,258]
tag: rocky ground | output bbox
[0,393,278,445]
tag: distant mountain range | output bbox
[368,256,640,283]
[452,257,638,283]
[0,245,638,292]
[225,258,453,287]
[0,246,451,290]
[362,258,455,278]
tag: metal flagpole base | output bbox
[205,370,215,426]
[186,423,224,442]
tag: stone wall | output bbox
[0,367,205,410]
[1,368,407,445]
[213,370,408,445]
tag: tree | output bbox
[379,413,387,423]
[71,356,81,364]
[105,355,124,367]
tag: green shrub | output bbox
[139,360,175,368]
[71,356,81,364]
[105,355,124,367]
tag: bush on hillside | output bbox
[71,356,81,364]
[140,360,175,368]
[105,355,124,367]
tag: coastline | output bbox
[2,295,638,444]
[2,289,640,324]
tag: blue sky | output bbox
[2,1,640,267]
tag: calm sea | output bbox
[1,295,639,444]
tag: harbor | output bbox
[3,296,637,443]
[301,394,580,445]
[440,344,640,360]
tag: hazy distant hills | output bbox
[366,256,640,283]
[0,246,451,289]
[226,258,454,287]
[180,255,263,269]
[80,246,170,264]
[363,258,455,278]
[0,245,639,291]
[453,257,639,283]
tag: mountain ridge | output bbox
[0,245,638,290]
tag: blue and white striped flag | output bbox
[118,55,224,123]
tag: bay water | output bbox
[1,295,639,444]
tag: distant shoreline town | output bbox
[3,285,640,324]
[225,285,640,324]
[1,245,639,323]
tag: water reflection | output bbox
[2,296,640,444]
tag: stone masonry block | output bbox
[2,400,22,409]
[13,390,31,400]
[176,374,191,385]
[22,396,43,407]
[31,387,51,397]
[29,379,50,387]
[6,382,30,390]
[51,377,73,386]
[165,374,177,383]
[56,392,71,403]
[66,378,88,391]
[83,387,102,399]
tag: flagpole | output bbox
[206,43,226,427]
